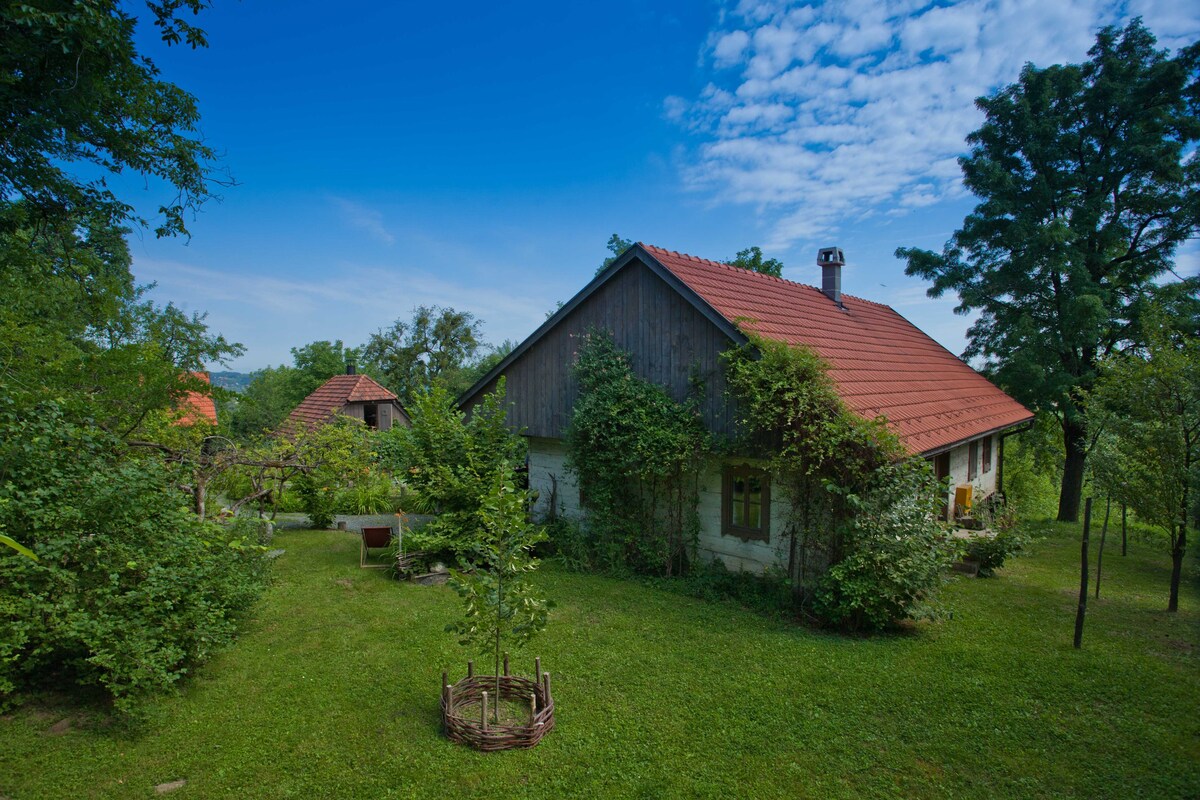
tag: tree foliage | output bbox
[596,233,633,275]
[1087,316,1199,611]
[361,306,483,404]
[0,390,267,714]
[382,379,526,560]
[729,246,784,278]
[0,0,227,237]
[897,20,1200,523]
[564,330,710,576]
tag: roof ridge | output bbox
[639,241,886,308]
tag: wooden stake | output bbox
[445,684,453,714]
[1074,498,1092,649]
[529,692,537,724]
[543,671,552,703]
[481,691,489,731]
[534,657,541,682]
[1096,497,1111,599]
[503,652,509,676]
[467,660,474,678]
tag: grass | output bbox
[1,520,1197,799]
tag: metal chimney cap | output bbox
[817,246,845,267]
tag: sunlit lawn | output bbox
[1,520,1197,799]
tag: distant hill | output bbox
[209,371,253,393]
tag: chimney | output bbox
[346,361,356,375]
[817,246,844,306]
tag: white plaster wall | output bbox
[944,433,999,516]
[527,437,581,521]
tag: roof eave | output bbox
[913,414,1036,458]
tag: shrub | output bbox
[381,380,525,564]
[810,461,961,631]
[0,395,268,714]
[965,499,1028,577]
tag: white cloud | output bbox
[331,196,396,245]
[679,0,1199,249]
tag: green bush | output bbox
[0,396,268,714]
[811,462,961,631]
[381,380,525,564]
[965,500,1028,577]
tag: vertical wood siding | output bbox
[470,261,740,439]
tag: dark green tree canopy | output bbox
[897,19,1200,521]
[361,305,483,404]
[596,233,633,275]
[0,0,225,237]
[729,246,784,278]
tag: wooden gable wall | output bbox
[469,259,739,440]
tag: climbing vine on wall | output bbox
[722,333,958,630]
[564,330,710,576]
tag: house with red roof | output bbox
[174,371,219,427]
[286,366,409,431]
[460,243,1032,573]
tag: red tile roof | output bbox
[176,372,218,426]
[641,244,1033,455]
[286,373,399,429]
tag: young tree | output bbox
[897,20,1200,522]
[1087,322,1199,611]
[729,246,784,278]
[0,1,227,237]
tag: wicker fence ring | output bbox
[441,663,555,751]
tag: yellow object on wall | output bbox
[954,484,973,515]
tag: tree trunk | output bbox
[1095,498,1110,599]
[1168,513,1186,613]
[1121,504,1127,556]
[194,476,207,520]
[1057,419,1088,522]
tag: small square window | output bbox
[722,465,770,542]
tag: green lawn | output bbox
[2,521,1197,799]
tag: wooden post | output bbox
[542,671,552,703]
[1121,503,1127,556]
[467,660,474,679]
[534,657,541,683]
[481,691,489,731]
[1096,497,1110,599]
[529,692,537,724]
[503,652,509,676]
[445,684,454,717]
[441,671,448,702]
[1074,498,1092,649]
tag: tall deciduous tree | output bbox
[361,306,483,403]
[596,233,633,275]
[1087,319,1199,611]
[897,20,1200,521]
[729,246,784,278]
[0,0,227,237]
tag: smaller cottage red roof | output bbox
[176,372,218,426]
[286,374,399,429]
[641,244,1033,455]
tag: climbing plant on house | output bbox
[564,330,710,576]
[723,333,958,630]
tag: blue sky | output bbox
[124,0,1200,371]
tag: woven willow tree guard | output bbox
[441,655,555,751]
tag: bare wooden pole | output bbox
[503,652,510,676]
[1074,498,1092,649]
[467,660,474,679]
[1121,503,1127,556]
[481,691,489,731]
[1096,497,1111,599]
[542,671,552,703]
